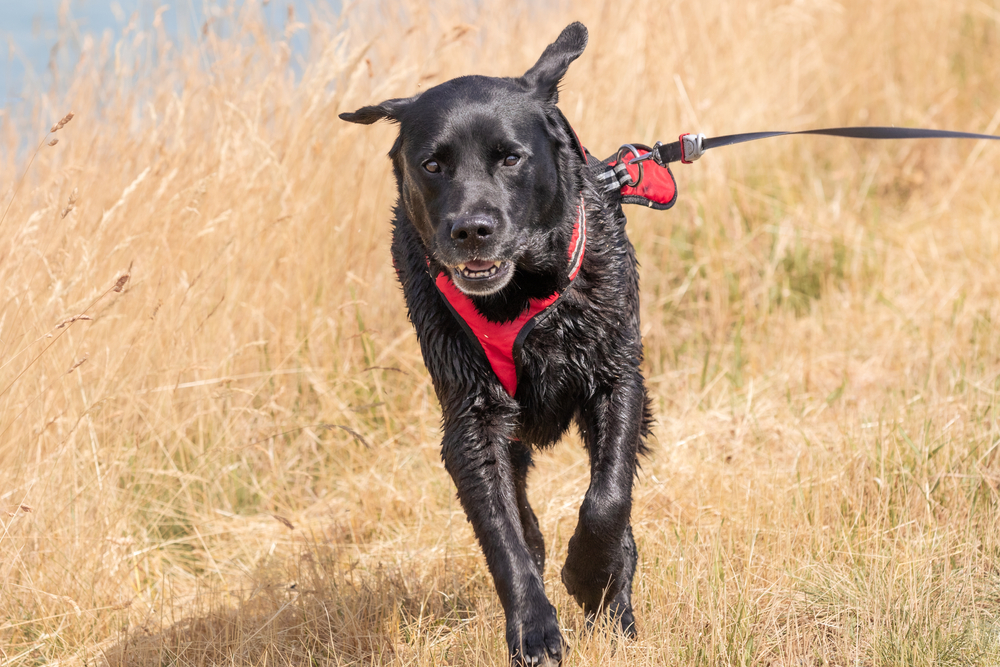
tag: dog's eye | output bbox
[502,155,520,167]
[423,160,441,173]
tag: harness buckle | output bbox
[680,133,705,163]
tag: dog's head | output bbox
[340,23,589,297]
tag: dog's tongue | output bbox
[464,260,495,271]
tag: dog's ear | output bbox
[522,22,588,104]
[339,96,416,125]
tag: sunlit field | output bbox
[2,0,1000,664]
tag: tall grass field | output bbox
[2,0,1000,664]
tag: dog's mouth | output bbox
[456,260,506,279]
[449,259,514,295]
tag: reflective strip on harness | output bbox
[433,200,586,396]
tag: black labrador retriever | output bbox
[340,22,652,666]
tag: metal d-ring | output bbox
[616,143,651,187]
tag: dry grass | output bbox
[2,0,1000,664]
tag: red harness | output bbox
[434,201,586,396]
[432,133,677,397]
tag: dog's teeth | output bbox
[456,261,506,279]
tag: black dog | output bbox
[340,22,652,666]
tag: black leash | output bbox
[598,125,1000,202]
[648,126,1000,166]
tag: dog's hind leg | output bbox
[510,439,546,575]
[441,404,564,666]
[561,374,645,638]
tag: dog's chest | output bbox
[391,201,642,446]
[511,271,642,445]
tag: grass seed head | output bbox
[60,188,78,218]
[113,263,133,292]
[56,315,93,329]
[50,112,74,133]
[272,514,296,530]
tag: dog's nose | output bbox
[450,215,496,242]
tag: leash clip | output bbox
[680,133,706,163]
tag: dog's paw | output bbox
[507,603,564,666]
[581,602,637,638]
[561,550,617,613]
[562,556,637,640]
[607,597,637,639]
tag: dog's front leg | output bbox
[441,407,564,667]
[561,374,646,638]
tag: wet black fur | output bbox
[340,23,652,667]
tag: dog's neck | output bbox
[431,198,587,395]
